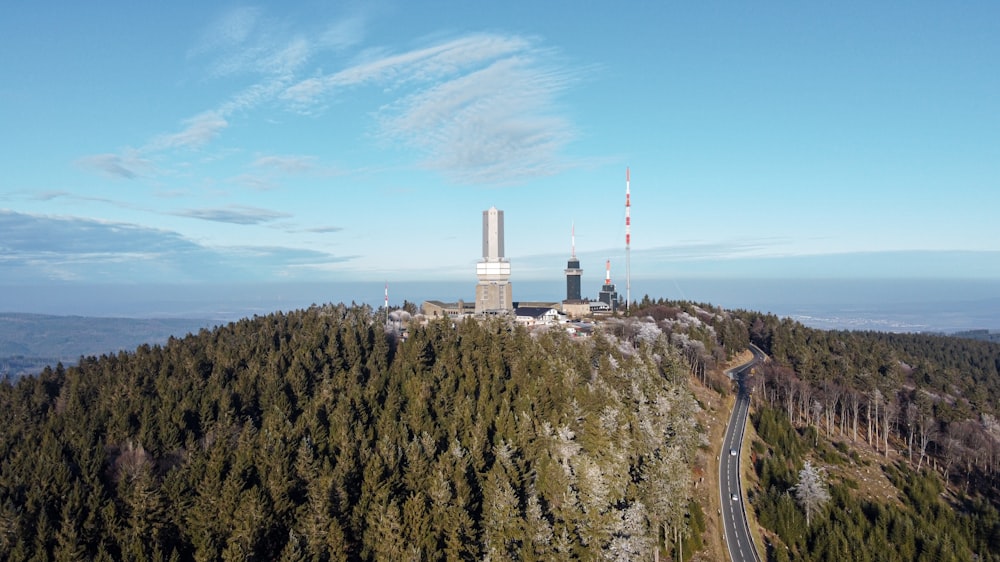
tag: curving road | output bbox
[720,345,765,562]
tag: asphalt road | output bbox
[720,345,765,562]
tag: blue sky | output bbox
[2,2,999,300]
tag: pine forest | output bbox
[1,299,999,561]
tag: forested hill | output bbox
[5,298,1000,561]
[0,304,701,561]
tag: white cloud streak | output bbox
[382,54,576,183]
[304,225,344,234]
[319,17,365,51]
[189,6,262,62]
[173,205,291,225]
[148,112,229,151]
[228,154,322,191]
[82,12,579,187]
[80,7,312,180]
[0,211,352,283]
[76,151,152,179]
[281,33,578,184]
[252,154,315,173]
[281,34,532,106]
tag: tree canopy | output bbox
[0,304,700,560]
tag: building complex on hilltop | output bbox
[422,170,630,324]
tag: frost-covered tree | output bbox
[791,461,830,526]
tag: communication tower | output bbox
[565,223,583,301]
[475,207,513,314]
[625,168,631,312]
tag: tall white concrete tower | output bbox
[475,206,512,314]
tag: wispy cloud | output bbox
[252,154,316,173]
[228,154,323,191]
[79,7,336,179]
[319,16,365,51]
[304,225,344,234]
[148,112,229,151]
[637,239,794,261]
[80,6,318,180]
[77,113,226,182]
[513,238,793,278]
[189,6,263,68]
[0,210,204,282]
[280,34,532,107]
[228,245,352,265]
[282,33,578,183]
[229,173,280,191]
[25,190,161,216]
[382,55,577,183]
[76,151,152,179]
[81,11,579,187]
[173,205,291,225]
[30,190,73,201]
[0,210,353,283]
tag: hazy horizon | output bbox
[2,277,996,334]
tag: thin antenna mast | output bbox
[571,221,576,259]
[384,282,389,324]
[625,167,631,312]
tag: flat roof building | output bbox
[422,300,475,319]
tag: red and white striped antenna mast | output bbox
[605,258,612,284]
[625,167,631,312]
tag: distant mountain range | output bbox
[0,313,212,378]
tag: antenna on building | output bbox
[565,221,583,302]
[599,258,619,312]
[571,221,576,259]
[625,167,631,313]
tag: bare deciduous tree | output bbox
[917,414,936,472]
[792,461,830,527]
[882,397,898,458]
[848,390,861,442]
[905,402,918,464]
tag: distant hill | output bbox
[952,329,1000,343]
[0,313,212,378]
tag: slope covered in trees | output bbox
[728,311,1000,561]
[627,297,1000,560]
[750,404,1000,561]
[5,295,998,561]
[0,304,701,561]
[739,312,1000,490]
